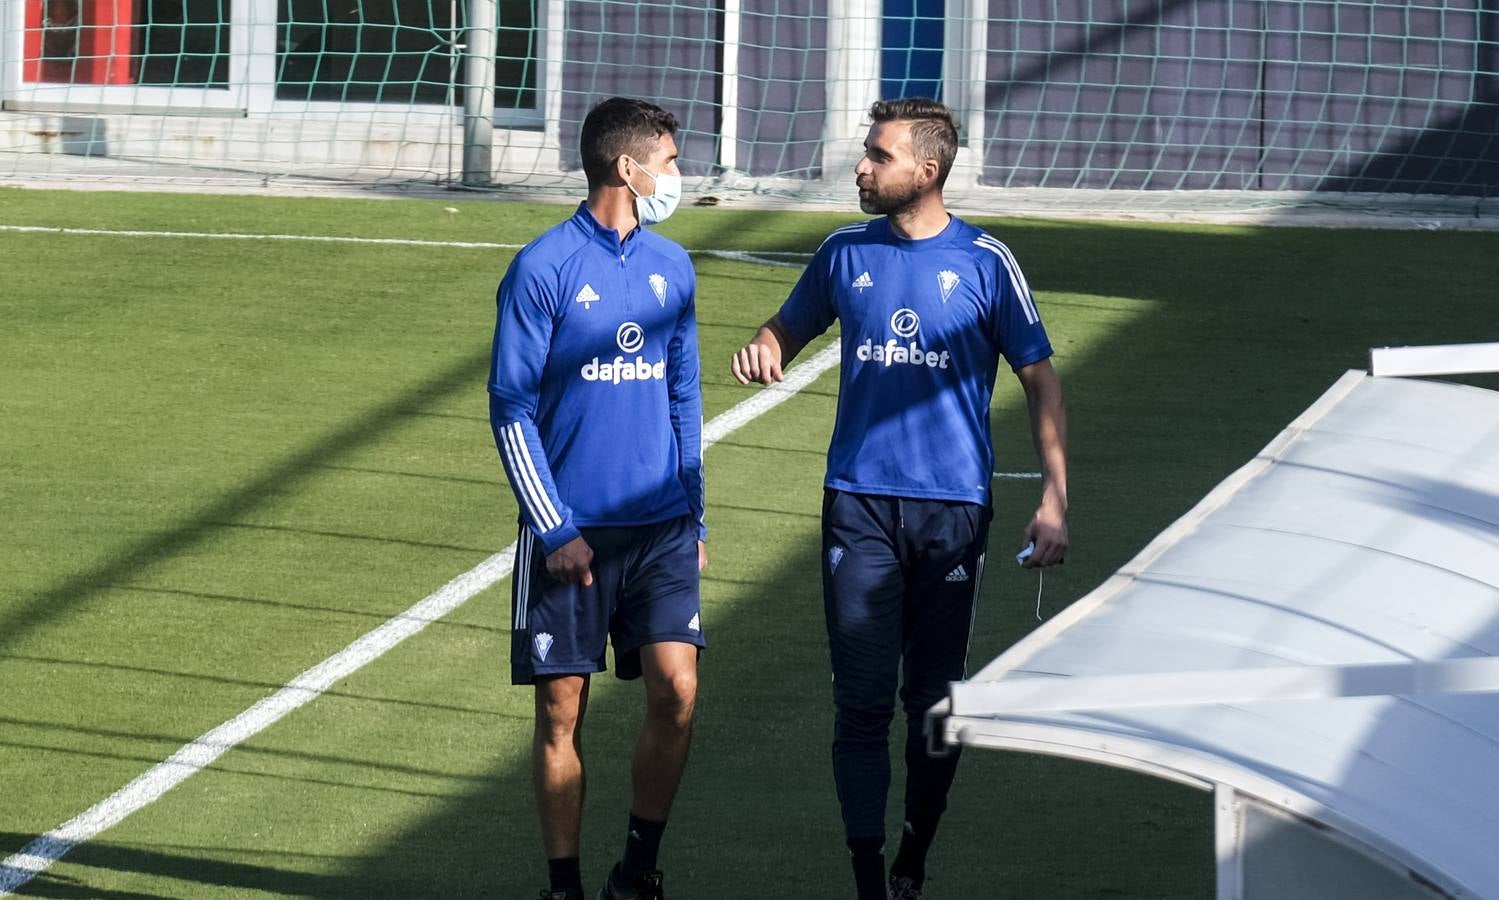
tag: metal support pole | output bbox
[821,0,881,180]
[942,0,987,190]
[462,0,497,186]
[719,0,742,173]
[1215,784,1243,900]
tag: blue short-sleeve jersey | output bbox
[777,215,1052,504]
[488,204,705,554]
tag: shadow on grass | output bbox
[14,208,1499,898]
[0,350,494,657]
[310,212,1495,897]
[4,832,358,899]
[100,583,502,635]
[320,208,1266,899]
[0,713,507,785]
[2,649,515,717]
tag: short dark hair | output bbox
[580,97,679,190]
[869,97,959,187]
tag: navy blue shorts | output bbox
[510,515,704,685]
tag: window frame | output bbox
[1,0,546,128]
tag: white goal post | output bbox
[2,0,1498,223]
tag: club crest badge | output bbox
[829,545,846,574]
[534,631,554,661]
[938,269,960,303]
[649,273,668,307]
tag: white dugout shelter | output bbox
[933,343,1499,899]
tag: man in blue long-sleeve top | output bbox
[732,98,1070,900]
[488,97,705,900]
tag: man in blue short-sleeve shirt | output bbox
[490,97,705,900]
[732,98,1070,900]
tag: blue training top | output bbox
[777,215,1052,505]
[488,203,705,555]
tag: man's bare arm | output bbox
[1016,358,1069,568]
[730,314,809,385]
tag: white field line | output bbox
[704,343,840,443]
[0,223,522,249]
[995,471,1042,479]
[698,248,810,267]
[0,552,515,894]
[0,336,840,894]
[0,224,813,267]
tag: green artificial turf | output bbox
[2,187,1496,897]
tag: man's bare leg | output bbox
[536,674,590,897]
[605,642,698,893]
[632,642,698,818]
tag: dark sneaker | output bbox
[537,891,570,900]
[597,864,664,900]
[887,875,923,900]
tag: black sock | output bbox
[547,857,583,899]
[895,719,959,889]
[847,836,886,900]
[619,813,667,882]
[890,814,941,887]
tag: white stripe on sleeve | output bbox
[989,240,1040,323]
[816,221,871,250]
[502,423,561,531]
[699,416,706,531]
[508,423,565,529]
[973,238,1039,325]
[500,424,552,531]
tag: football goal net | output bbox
[2,1,1496,221]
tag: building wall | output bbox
[983,0,1499,197]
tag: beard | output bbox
[857,179,921,216]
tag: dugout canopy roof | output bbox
[935,347,1499,899]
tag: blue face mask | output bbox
[626,159,682,225]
